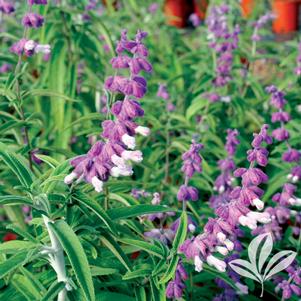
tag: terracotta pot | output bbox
[193,0,209,20]
[164,0,193,28]
[272,0,299,34]
[241,0,255,18]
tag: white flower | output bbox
[224,239,234,251]
[194,256,203,272]
[111,154,126,166]
[188,223,196,233]
[151,192,161,205]
[247,211,271,224]
[110,165,133,177]
[122,134,136,149]
[217,232,226,243]
[64,172,77,184]
[121,150,143,162]
[91,176,103,192]
[207,255,226,272]
[35,44,51,54]
[216,246,228,256]
[218,185,225,194]
[24,40,36,51]
[251,198,264,211]
[135,126,150,136]
[239,215,257,230]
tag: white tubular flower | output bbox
[24,40,36,51]
[238,215,257,230]
[247,211,271,224]
[64,172,77,184]
[122,134,136,149]
[287,173,293,180]
[121,150,143,162]
[224,239,234,251]
[188,223,196,233]
[216,246,228,256]
[292,175,299,183]
[207,255,226,272]
[135,126,150,136]
[293,198,301,206]
[35,44,51,54]
[111,154,126,166]
[217,232,226,243]
[288,198,297,205]
[91,176,103,192]
[251,198,264,210]
[110,165,133,177]
[151,192,161,205]
[218,185,225,194]
[194,255,203,272]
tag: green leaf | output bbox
[0,151,34,188]
[90,266,118,276]
[0,241,36,254]
[11,274,42,300]
[118,238,165,259]
[73,192,116,234]
[158,256,179,284]
[100,234,132,272]
[107,205,176,220]
[96,292,135,301]
[122,266,152,280]
[172,211,187,251]
[41,281,66,301]
[0,251,30,279]
[49,220,95,301]
[0,195,32,206]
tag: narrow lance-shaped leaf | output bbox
[49,220,95,301]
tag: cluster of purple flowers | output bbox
[64,30,152,193]
[0,0,14,14]
[10,0,50,57]
[206,5,240,88]
[179,125,272,273]
[253,87,301,243]
[177,141,203,202]
[157,83,175,112]
[251,12,275,42]
[166,261,188,299]
[210,129,240,209]
[274,265,301,300]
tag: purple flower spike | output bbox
[181,141,203,178]
[65,30,151,192]
[282,148,301,163]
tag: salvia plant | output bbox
[0,1,300,301]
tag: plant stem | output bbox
[43,215,69,301]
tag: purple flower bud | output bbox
[177,185,199,202]
[181,141,203,178]
[22,13,44,28]
[282,148,301,163]
[271,112,291,123]
[272,128,290,141]
[0,0,14,14]
[157,84,169,100]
